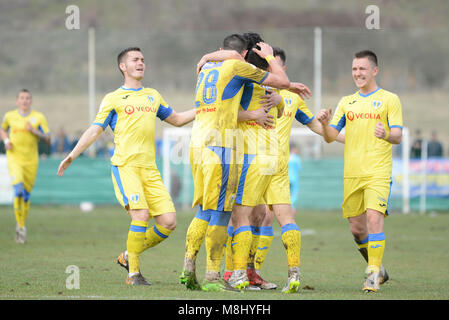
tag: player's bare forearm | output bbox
[58,125,103,176]
[164,109,196,127]
[253,42,290,89]
[385,127,402,144]
[70,125,103,160]
[197,50,243,74]
[323,125,339,143]
[307,118,344,144]
[238,109,274,128]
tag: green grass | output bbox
[0,205,448,300]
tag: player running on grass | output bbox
[1,89,51,244]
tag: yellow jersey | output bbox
[93,86,173,168]
[1,109,50,163]
[190,60,268,150]
[277,89,314,160]
[330,87,403,178]
[238,83,284,156]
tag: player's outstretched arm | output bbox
[374,123,402,144]
[164,108,196,127]
[57,125,103,176]
[316,108,339,143]
[196,50,244,74]
[253,42,290,89]
[306,117,345,144]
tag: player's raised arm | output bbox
[317,107,340,143]
[163,108,196,127]
[253,42,290,89]
[57,124,103,176]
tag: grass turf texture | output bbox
[1,205,448,300]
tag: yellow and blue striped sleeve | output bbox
[387,94,403,129]
[93,95,116,130]
[330,98,346,132]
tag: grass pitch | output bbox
[0,204,448,300]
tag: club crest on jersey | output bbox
[130,193,140,203]
[29,117,37,125]
[372,100,382,109]
[284,98,293,105]
[147,96,155,103]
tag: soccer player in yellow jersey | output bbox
[57,47,196,286]
[1,89,51,244]
[180,34,290,292]
[317,50,403,293]
[228,47,345,292]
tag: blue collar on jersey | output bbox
[358,86,380,97]
[120,86,143,91]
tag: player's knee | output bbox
[157,212,177,230]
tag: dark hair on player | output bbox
[273,47,286,65]
[17,88,31,98]
[117,47,142,75]
[246,50,268,70]
[222,34,248,54]
[242,32,268,70]
[242,32,264,51]
[354,50,378,67]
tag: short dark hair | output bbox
[354,50,378,66]
[222,34,248,54]
[246,50,268,70]
[17,88,31,98]
[273,47,286,65]
[242,32,264,60]
[117,47,141,75]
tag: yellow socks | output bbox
[183,206,212,272]
[231,226,253,271]
[143,223,173,250]
[127,220,148,274]
[225,226,234,272]
[367,232,386,270]
[281,223,301,269]
[254,226,274,270]
[247,226,261,268]
[14,197,25,228]
[205,211,231,279]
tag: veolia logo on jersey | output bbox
[347,111,381,121]
[124,105,157,115]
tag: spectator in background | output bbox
[410,129,422,159]
[427,130,443,158]
[52,127,71,156]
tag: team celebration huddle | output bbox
[3,30,403,294]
